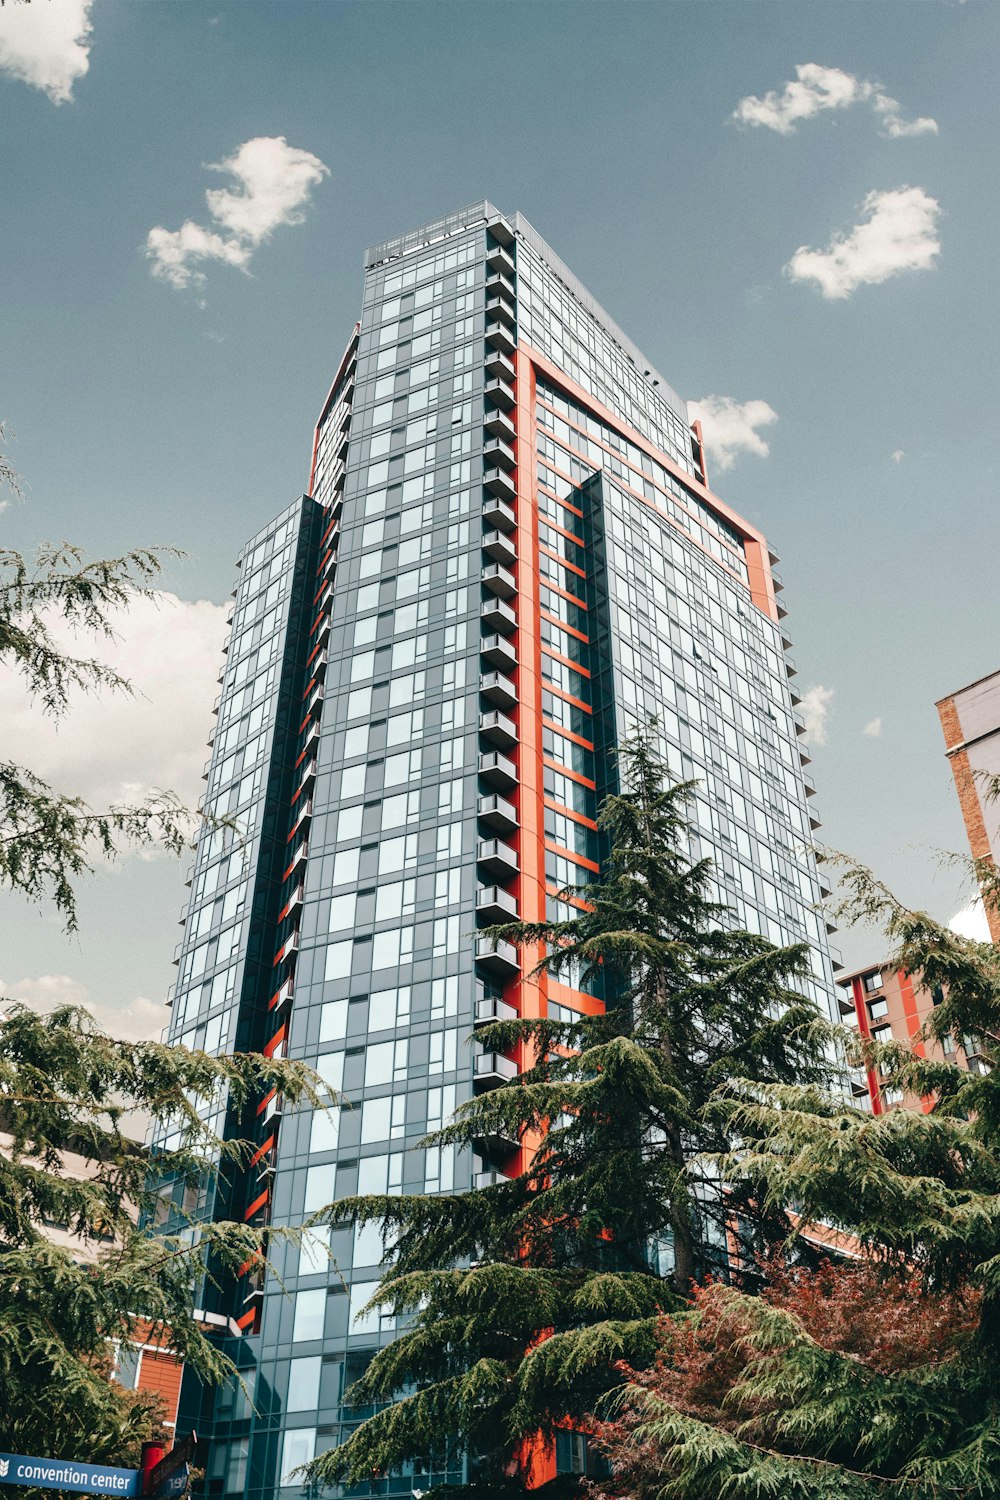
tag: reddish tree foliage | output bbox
[587,1260,978,1497]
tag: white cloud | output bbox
[872,91,939,139]
[688,395,778,471]
[0,974,167,1042]
[890,449,905,464]
[799,684,834,746]
[0,0,93,103]
[0,591,228,814]
[949,897,992,944]
[785,187,941,300]
[146,135,329,292]
[862,716,882,737]
[146,221,251,292]
[734,63,937,139]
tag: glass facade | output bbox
[164,201,839,1499]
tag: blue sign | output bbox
[0,1455,140,1496]
[156,1466,189,1500]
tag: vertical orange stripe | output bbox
[514,347,549,1045]
[852,975,883,1115]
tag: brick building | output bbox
[836,962,986,1113]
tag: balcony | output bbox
[484,406,516,443]
[829,944,845,972]
[483,494,516,533]
[294,759,317,801]
[482,562,516,599]
[269,976,294,1013]
[485,319,517,356]
[475,1125,520,1159]
[279,885,304,922]
[485,375,516,411]
[310,649,329,680]
[483,466,517,502]
[484,433,517,472]
[479,750,518,791]
[474,1051,519,1087]
[486,269,516,302]
[481,597,516,634]
[480,710,518,751]
[306,683,324,714]
[802,772,816,797]
[836,987,856,1017]
[475,994,518,1024]
[473,1169,510,1189]
[476,939,520,978]
[289,798,313,840]
[263,1093,283,1125]
[480,670,517,711]
[482,528,516,566]
[478,792,518,835]
[477,837,519,880]
[481,633,517,672]
[808,808,822,832]
[486,244,515,278]
[484,347,516,381]
[476,885,518,922]
[275,929,299,966]
[485,295,516,329]
[784,655,798,678]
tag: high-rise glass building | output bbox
[158,201,840,1497]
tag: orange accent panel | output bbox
[541,681,592,715]
[541,717,594,752]
[514,346,550,1143]
[544,840,599,874]
[256,1088,276,1117]
[264,1025,287,1059]
[541,645,591,680]
[244,1189,270,1221]
[542,756,595,790]
[851,975,883,1115]
[250,1134,275,1167]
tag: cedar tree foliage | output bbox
[305,726,830,1496]
[592,861,1000,1498]
[0,435,203,929]
[0,435,327,1466]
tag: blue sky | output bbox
[1,0,997,1032]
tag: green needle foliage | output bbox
[592,861,1000,1498]
[0,1002,326,1466]
[306,726,831,1495]
[0,434,327,1473]
[0,481,208,928]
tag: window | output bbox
[361,1094,405,1144]
[287,1357,322,1413]
[280,1429,316,1488]
[365,1039,408,1087]
[291,1289,326,1342]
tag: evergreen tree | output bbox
[590,862,1000,1498]
[306,728,830,1496]
[0,434,327,1467]
[0,1003,324,1465]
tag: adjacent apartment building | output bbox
[937,667,1000,943]
[836,961,987,1114]
[155,202,839,1496]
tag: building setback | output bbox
[937,668,1000,943]
[156,202,839,1496]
